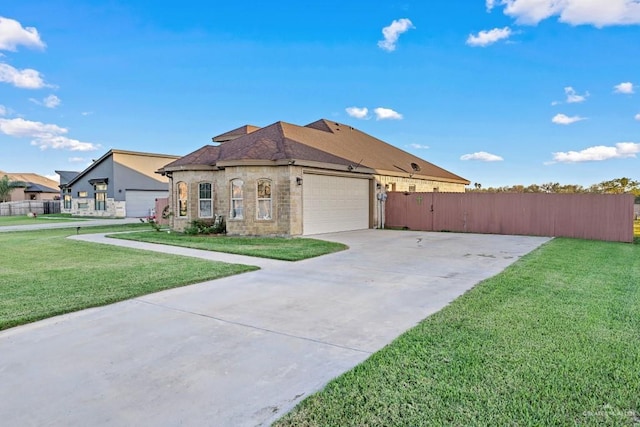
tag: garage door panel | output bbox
[303,174,369,235]
[125,190,168,218]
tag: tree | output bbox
[0,175,26,202]
[591,177,640,195]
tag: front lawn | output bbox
[109,231,347,261]
[276,238,640,426]
[0,224,257,330]
[0,214,83,226]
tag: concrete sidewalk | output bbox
[0,230,551,426]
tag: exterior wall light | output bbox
[296,177,303,185]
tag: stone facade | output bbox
[64,197,125,217]
[169,165,304,236]
[375,175,465,193]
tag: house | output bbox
[159,119,469,236]
[58,149,180,218]
[0,171,60,201]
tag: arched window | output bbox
[199,182,213,218]
[230,179,243,219]
[257,179,272,220]
[178,181,188,217]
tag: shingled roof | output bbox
[2,172,59,193]
[161,119,468,184]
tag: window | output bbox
[178,182,188,217]
[78,191,87,197]
[94,183,107,191]
[256,179,272,220]
[199,183,213,218]
[230,179,243,219]
[95,192,106,210]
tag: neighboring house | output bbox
[58,149,180,218]
[158,119,469,236]
[0,171,60,201]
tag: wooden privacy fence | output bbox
[385,192,635,243]
[0,200,61,216]
[154,197,170,225]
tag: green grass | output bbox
[109,231,348,261]
[0,214,83,226]
[276,238,640,427]
[0,224,258,330]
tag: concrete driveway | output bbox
[0,230,550,426]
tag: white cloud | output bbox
[466,27,512,47]
[564,86,588,103]
[614,82,634,94]
[374,107,403,120]
[635,113,640,121]
[68,157,87,163]
[81,111,93,116]
[552,142,640,163]
[460,151,504,162]
[378,18,414,52]
[43,94,60,108]
[345,106,369,119]
[0,104,5,116]
[45,174,60,183]
[0,62,47,89]
[0,16,45,51]
[0,117,99,151]
[409,143,430,149]
[31,94,60,108]
[488,0,640,27]
[552,113,586,125]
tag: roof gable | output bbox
[212,124,261,143]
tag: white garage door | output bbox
[125,190,168,218]
[303,174,369,235]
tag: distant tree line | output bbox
[468,177,640,203]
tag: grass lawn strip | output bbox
[0,224,257,330]
[0,214,85,227]
[275,238,640,427]
[109,231,347,261]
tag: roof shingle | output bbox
[162,119,468,184]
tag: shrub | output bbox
[146,216,161,232]
[184,215,225,235]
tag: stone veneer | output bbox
[62,198,125,218]
[375,175,465,193]
[169,165,303,236]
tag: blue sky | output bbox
[1,0,639,187]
